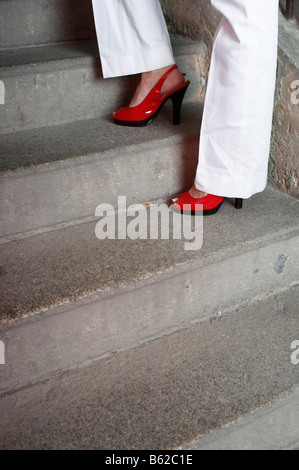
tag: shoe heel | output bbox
[171,85,189,125]
[235,198,243,210]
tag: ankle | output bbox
[144,65,185,94]
[129,65,184,107]
[189,186,208,199]
[139,66,175,90]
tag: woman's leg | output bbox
[91,0,175,79]
[93,0,279,202]
[92,0,185,106]
[193,0,279,199]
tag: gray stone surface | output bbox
[0,287,298,449]
[0,1,298,451]
[0,38,206,134]
[161,0,220,49]
[0,186,298,393]
[0,101,202,172]
[270,11,299,200]
[182,386,299,450]
[0,103,202,238]
[1,186,298,322]
[0,0,216,50]
[0,40,100,71]
[0,0,96,49]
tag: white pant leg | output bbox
[91,0,175,78]
[195,0,279,199]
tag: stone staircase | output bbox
[0,0,298,450]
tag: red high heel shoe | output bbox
[113,65,190,127]
[171,190,244,216]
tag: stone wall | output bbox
[161,0,220,48]
[270,13,299,199]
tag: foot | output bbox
[171,187,224,216]
[188,185,208,199]
[129,65,185,108]
[172,185,207,203]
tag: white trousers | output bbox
[92,0,279,199]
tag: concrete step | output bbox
[0,186,298,395]
[0,102,202,239]
[182,386,299,451]
[0,0,96,50]
[0,38,207,134]
[0,286,298,449]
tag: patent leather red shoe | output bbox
[171,190,243,216]
[113,65,190,127]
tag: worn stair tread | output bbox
[0,36,206,136]
[0,36,206,135]
[0,102,202,173]
[0,41,99,74]
[0,186,298,323]
[0,286,298,450]
[0,36,204,76]
[0,0,97,50]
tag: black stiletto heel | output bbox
[171,85,189,125]
[235,198,243,210]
